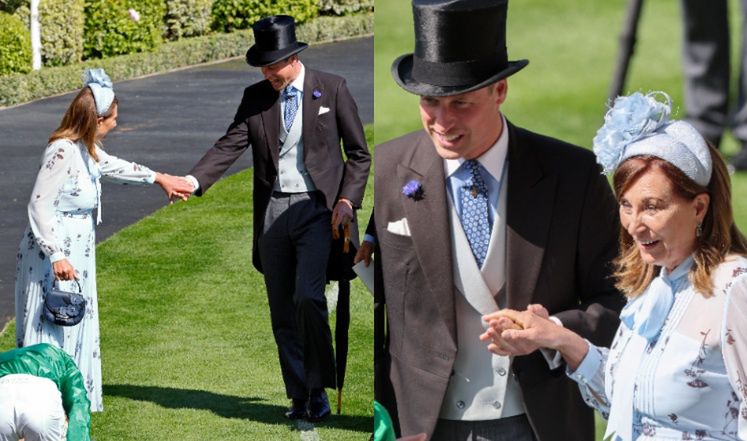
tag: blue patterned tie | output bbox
[283,86,299,132]
[459,160,491,267]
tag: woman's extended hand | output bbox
[480,306,559,357]
[52,259,77,280]
[480,305,590,369]
[155,173,194,202]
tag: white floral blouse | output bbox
[27,138,156,262]
[568,255,747,441]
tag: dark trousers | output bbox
[258,191,336,399]
[681,0,747,144]
[431,415,537,441]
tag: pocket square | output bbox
[318,106,330,115]
[387,218,411,236]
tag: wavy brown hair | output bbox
[612,143,747,297]
[48,87,117,162]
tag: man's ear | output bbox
[495,79,508,106]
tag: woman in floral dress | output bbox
[15,69,192,411]
[481,92,747,440]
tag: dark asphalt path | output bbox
[0,37,372,327]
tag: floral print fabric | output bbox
[568,256,747,440]
[15,139,154,411]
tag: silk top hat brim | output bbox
[392,0,528,97]
[392,54,528,96]
[246,42,308,67]
[245,15,308,67]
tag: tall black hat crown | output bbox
[246,15,308,67]
[392,0,528,96]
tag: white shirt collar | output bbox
[444,114,509,180]
[289,63,305,92]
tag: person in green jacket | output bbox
[0,343,90,441]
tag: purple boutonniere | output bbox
[312,89,322,99]
[401,179,424,201]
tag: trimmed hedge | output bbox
[14,0,85,67]
[0,12,31,75]
[83,0,165,59]
[164,0,213,41]
[319,0,373,16]
[211,0,318,33]
[0,13,372,107]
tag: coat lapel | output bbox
[302,68,323,156]
[259,85,281,168]
[505,121,556,311]
[397,135,457,345]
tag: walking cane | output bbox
[331,222,352,414]
[609,0,645,102]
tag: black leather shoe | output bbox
[306,390,331,422]
[285,398,307,419]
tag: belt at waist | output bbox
[271,190,316,197]
[60,209,95,218]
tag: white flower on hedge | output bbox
[128,8,140,23]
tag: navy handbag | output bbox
[44,280,87,326]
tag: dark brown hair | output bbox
[48,87,117,162]
[612,143,747,297]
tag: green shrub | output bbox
[318,0,373,16]
[84,0,165,59]
[13,0,85,67]
[211,0,318,33]
[0,13,372,107]
[0,0,24,12]
[0,12,31,75]
[164,0,214,41]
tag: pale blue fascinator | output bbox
[83,68,115,116]
[592,91,712,187]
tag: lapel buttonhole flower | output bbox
[401,179,424,201]
[312,89,322,99]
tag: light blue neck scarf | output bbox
[620,255,694,343]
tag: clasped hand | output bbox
[331,198,354,229]
[479,304,558,357]
[155,173,194,202]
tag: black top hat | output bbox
[246,15,308,67]
[392,0,528,96]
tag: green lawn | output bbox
[374,0,747,439]
[0,126,374,440]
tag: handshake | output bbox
[154,173,196,203]
[479,304,562,357]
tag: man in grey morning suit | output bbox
[185,15,370,422]
[373,1,624,440]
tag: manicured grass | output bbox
[1,126,374,440]
[374,1,746,439]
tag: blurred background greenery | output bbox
[374,0,747,231]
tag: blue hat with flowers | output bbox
[593,91,712,187]
[83,68,115,116]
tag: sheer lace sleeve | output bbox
[27,140,75,262]
[96,147,155,185]
[722,267,747,440]
[566,341,611,418]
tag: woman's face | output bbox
[619,164,709,271]
[96,104,118,139]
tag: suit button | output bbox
[456,400,465,409]
[496,367,507,376]
[492,401,502,409]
